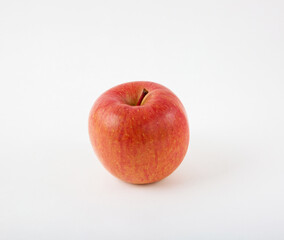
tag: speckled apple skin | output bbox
[88,81,189,184]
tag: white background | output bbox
[0,0,284,239]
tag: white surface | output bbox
[0,0,284,239]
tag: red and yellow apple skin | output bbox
[88,81,189,184]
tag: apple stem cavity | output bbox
[136,88,149,106]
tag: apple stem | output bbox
[136,88,149,106]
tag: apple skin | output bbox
[88,81,189,184]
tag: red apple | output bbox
[88,81,189,184]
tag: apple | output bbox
[88,81,189,184]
